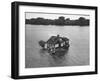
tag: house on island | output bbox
[45,35,70,52]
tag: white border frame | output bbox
[19,5,95,76]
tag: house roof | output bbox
[47,35,69,44]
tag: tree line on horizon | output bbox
[25,16,89,26]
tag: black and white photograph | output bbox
[25,12,90,68]
[11,2,97,79]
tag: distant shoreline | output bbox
[25,16,89,26]
[25,24,89,27]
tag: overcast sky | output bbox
[25,12,90,20]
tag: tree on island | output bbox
[39,40,46,49]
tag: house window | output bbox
[45,43,47,48]
[61,43,63,46]
[55,44,59,48]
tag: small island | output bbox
[26,16,89,26]
[39,35,70,54]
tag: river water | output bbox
[25,25,89,68]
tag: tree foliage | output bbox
[39,40,46,49]
[26,16,89,26]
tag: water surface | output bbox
[25,25,89,68]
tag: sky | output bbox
[25,12,90,20]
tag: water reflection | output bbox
[39,49,47,55]
[39,48,69,66]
